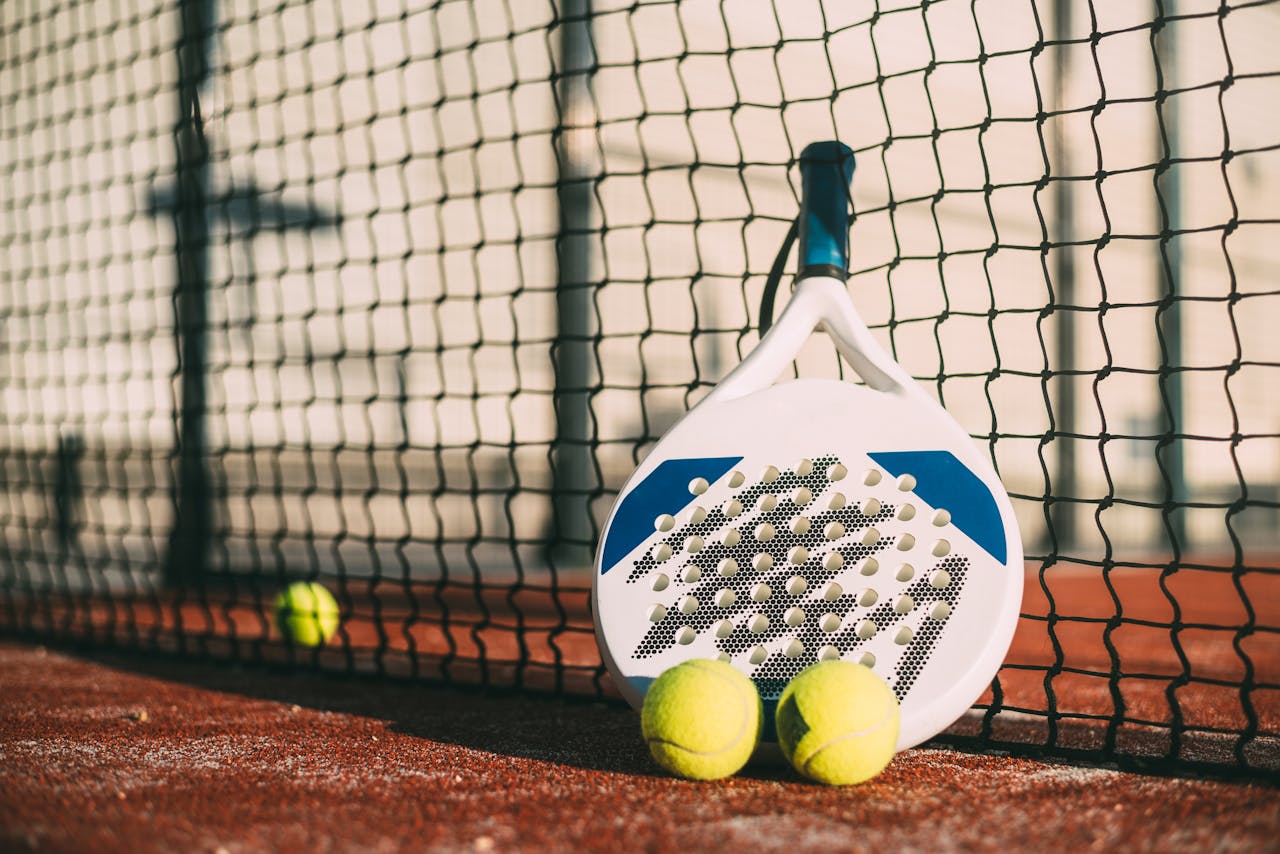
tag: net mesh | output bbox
[1,0,1278,777]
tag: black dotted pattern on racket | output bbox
[886,555,969,697]
[624,456,971,702]
[752,553,970,700]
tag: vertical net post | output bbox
[548,0,598,568]
[165,0,214,586]
[1154,0,1188,549]
[1050,0,1078,552]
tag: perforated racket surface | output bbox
[591,142,1023,750]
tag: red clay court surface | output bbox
[6,562,1277,754]
[1,639,1277,853]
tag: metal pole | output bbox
[548,0,597,568]
[1155,1,1187,548]
[166,0,213,585]
[1051,0,1078,551]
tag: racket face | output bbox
[593,378,1023,750]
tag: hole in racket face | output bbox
[623,454,973,703]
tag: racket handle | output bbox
[797,141,855,281]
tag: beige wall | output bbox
[1,0,1277,576]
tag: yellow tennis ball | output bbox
[640,659,762,780]
[274,581,340,647]
[776,661,899,785]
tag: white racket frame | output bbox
[593,273,1024,751]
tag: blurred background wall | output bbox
[2,0,1277,591]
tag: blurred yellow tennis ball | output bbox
[640,658,762,780]
[274,581,340,647]
[776,660,899,785]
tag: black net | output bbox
[1,0,1277,778]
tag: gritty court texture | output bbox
[1,640,1276,853]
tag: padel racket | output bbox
[592,140,1023,750]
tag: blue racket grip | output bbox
[797,140,856,280]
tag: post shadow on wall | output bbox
[52,432,85,552]
[148,177,342,588]
[156,0,342,588]
[162,0,606,579]
[546,0,600,572]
